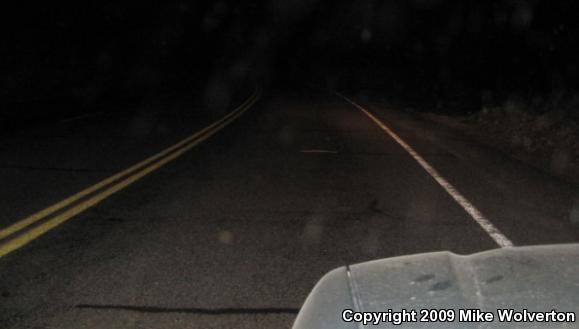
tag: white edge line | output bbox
[340,95,514,248]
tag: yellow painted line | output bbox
[0,90,258,241]
[0,90,260,257]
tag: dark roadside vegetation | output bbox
[0,2,266,136]
[1,0,578,181]
[279,0,579,184]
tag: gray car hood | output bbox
[293,244,579,329]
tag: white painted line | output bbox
[341,95,514,248]
[301,149,338,154]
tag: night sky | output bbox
[1,0,578,115]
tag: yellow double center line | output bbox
[0,88,261,258]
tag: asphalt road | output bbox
[1,89,578,328]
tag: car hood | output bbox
[293,244,579,329]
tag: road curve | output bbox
[0,89,578,328]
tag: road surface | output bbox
[1,89,578,328]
